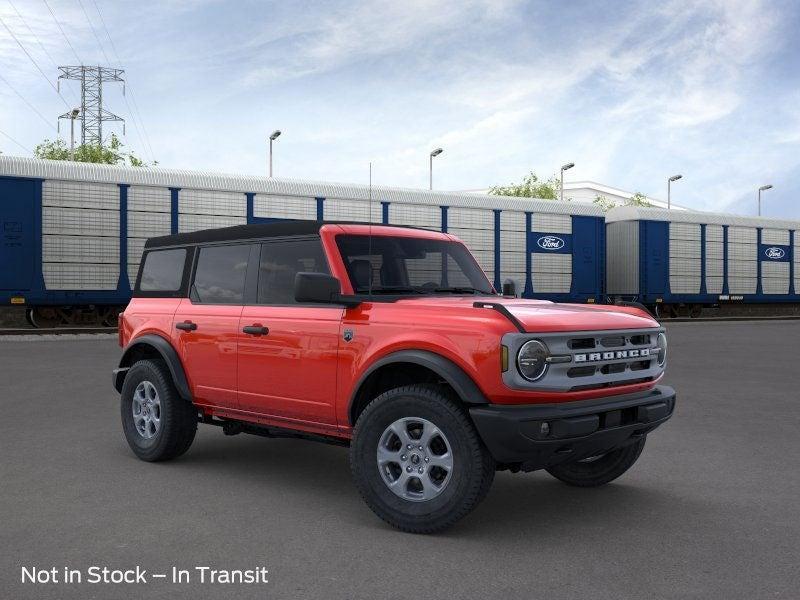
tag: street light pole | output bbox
[758,184,773,216]
[69,108,80,161]
[667,174,682,209]
[269,130,281,177]
[429,148,443,190]
[560,162,574,202]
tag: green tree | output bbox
[593,191,653,212]
[34,134,154,167]
[489,171,562,200]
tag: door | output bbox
[0,178,36,290]
[172,243,255,408]
[237,237,342,426]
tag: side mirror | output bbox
[294,272,361,307]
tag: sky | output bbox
[1,0,799,218]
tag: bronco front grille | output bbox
[501,327,665,393]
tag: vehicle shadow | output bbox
[156,430,691,538]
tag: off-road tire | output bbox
[546,436,646,487]
[120,359,197,462]
[350,384,495,534]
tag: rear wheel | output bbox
[120,359,197,462]
[350,385,494,534]
[546,437,646,487]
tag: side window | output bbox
[139,248,186,292]
[192,244,251,304]
[258,238,329,304]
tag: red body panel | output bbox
[120,224,661,440]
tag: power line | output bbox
[6,0,81,105]
[0,13,71,109]
[76,0,111,64]
[0,72,59,132]
[89,0,155,162]
[0,127,33,153]
[42,0,82,65]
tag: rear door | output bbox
[0,177,36,290]
[237,237,342,426]
[172,243,255,408]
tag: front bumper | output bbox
[469,385,676,472]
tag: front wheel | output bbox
[545,437,646,487]
[350,385,495,534]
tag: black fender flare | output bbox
[349,349,488,424]
[113,334,192,401]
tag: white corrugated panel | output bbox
[180,189,246,216]
[43,263,119,290]
[254,194,316,220]
[706,225,724,242]
[448,207,493,230]
[728,277,756,294]
[762,262,789,294]
[389,203,441,230]
[128,186,170,213]
[178,214,246,233]
[762,229,790,245]
[42,207,119,237]
[42,179,118,210]
[707,276,724,294]
[500,210,526,231]
[324,198,375,222]
[532,213,571,234]
[128,211,171,238]
[532,254,570,293]
[1,156,604,216]
[43,235,119,263]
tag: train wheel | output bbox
[25,308,36,327]
[101,307,121,327]
[29,307,62,328]
[689,304,703,319]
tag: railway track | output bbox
[0,327,117,336]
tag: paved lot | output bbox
[1,322,798,599]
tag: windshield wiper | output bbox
[357,286,427,295]
[433,286,485,294]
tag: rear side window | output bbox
[258,239,329,304]
[192,244,251,304]
[139,249,186,292]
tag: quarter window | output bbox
[192,244,251,304]
[258,239,329,304]
[139,248,186,292]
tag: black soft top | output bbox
[145,220,327,249]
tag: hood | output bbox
[394,296,659,332]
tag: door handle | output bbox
[175,321,197,331]
[242,325,269,336]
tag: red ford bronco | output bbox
[114,222,675,533]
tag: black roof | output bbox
[143,220,428,249]
[145,220,327,249]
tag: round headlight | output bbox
[517,340,549,381]
[656,332,667,367]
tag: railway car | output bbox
[0,157,605,326]
[606,205,800,317]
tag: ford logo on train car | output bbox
[765,247,786,260]
[536,235,565,250]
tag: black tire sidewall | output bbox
[351,386,492,530]
[120,359,193,461]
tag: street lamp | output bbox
[667,174,682,209]
[758,184,773,216]
[429,148,443,190]
[560,162,574,202]
[67,108,80,160]
[269,130,281,177]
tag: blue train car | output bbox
[0,156,605,326]
[606,206,799,317]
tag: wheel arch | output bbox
[348,349,488,426]
[114,334,192,401]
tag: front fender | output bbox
[113,334,192,401]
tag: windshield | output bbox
[336,235,494,296]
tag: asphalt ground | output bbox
[1,321,798,599]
